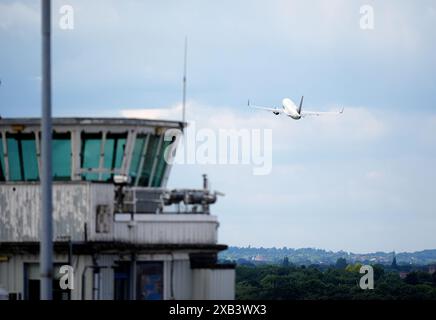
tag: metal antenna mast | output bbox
[182,37,188,124]
[40,0,53,300]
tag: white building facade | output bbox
[0,118,235,300]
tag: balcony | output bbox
[0,182,219,246]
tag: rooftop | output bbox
[0,117,185,129]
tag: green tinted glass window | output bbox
[7,135,22,180]
[81,133,101,181]
[22,139,39,181]
[52,133,71,180]
[152,139,172,187]
[129,135,146,181]
[138,134,160,186]
[7,133,39,181]
[0,139,5,181]
[102,133,126,181]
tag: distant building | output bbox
[0,118,235,300]
[252,255,267,262]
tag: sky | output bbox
[1,0,436,253]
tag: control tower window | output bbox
[52,132,71,181]
[129,134,147,184]
[138,134,160,186]
[152,139,173,187]
[102,133,126,181]
[0,141,5,181]
[81,133,101,181]
[80,132,127,181]
[6,133,39,181]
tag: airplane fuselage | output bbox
[282,98,301,120]
[249,96,342,119]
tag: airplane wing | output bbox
[248,100,283,114]
[301,107,344,117]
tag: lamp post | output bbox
[40,0,53,300]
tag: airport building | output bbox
[0,117,235,300]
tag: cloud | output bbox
[122,101,436,251]
[274,0,434,55]
[2,0,436,252]
[365,170,385,181]
[121,104,183,120]
[119,101,386,149]
[2,0,432,118]
[419,115,436,146]
[0,2,38,31]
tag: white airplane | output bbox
[248,96,344,120]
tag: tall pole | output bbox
[40,0,53,300]
[68,238,72,300]
[182,37,187,124]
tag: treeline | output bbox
[222,246,436,265]
[236,263,436,300]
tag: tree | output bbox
[372,264,385,281]
[405,272,419,285]
[335,258,347,270]
[345,263,362,273]
[391,255,398,269]
[282,257,290,267]
[235,264,436,300]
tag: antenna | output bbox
[182,36,188,124]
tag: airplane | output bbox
[248,96,344,120]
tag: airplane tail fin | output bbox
[297,96,304,113]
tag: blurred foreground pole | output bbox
[182,37,187,123]
[40,0,53,300]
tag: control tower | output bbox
[0,117,235,300]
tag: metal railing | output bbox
[113,175,224,215]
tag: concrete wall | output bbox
[0,182,113,242]
[113,215,218,244]
[0,183,218,245]
[0,253,97,300]
[192,268,236,300]
[0,253,234,300]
